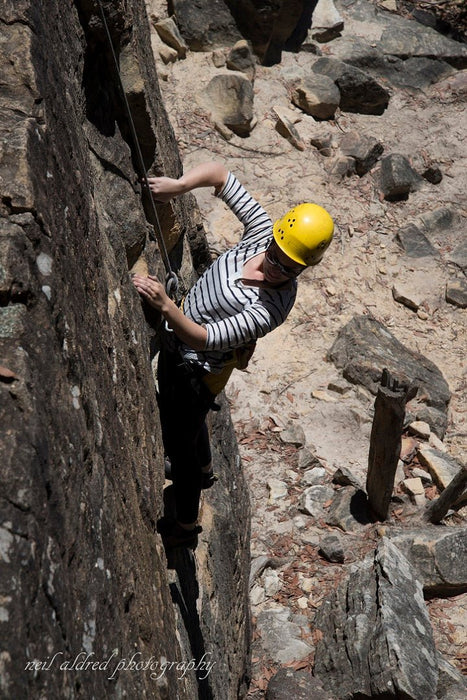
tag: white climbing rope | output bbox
[96,0,179,298]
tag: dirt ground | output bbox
[149,0,466,692]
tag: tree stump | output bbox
[366,369,417,520]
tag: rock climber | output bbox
[132,161,334,548]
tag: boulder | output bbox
[319,533,345,563]
[446,278,467,308]
[300,485,335,519]
[378,20,467,68]
[312,57,390,115]
[338,131,384,175]
[384,527,467,595]
[379,153,421,200]
[272,106,306,151]
[314,539,439,699]
[328,315,451,414]
[325,487,370,532]
[202,72,255,137]
[396,223,438,258]
[256,607,313,664]
[291,74,340,120]
[172,0,242,51]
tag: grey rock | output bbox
[302,466,326,486]
[291,75,340,120]
[396,223,438,258]
[203,72,255,136]
[332,467,363,490]
[419,206,458,233]
[312,57,390,115]
[328,155,356,180]
[415,406,448,440]
[328,315,451,414]
[423,164,443,184]
[314,539,439,699]
[172,0,242,50]
[266,668,333,700]
[378,20,467,68]
[300,485,335,518]
[384,527,467,595]
[319,534,345,563]
[281,422,306,447]
[256,607,313,664]
[436,654,467,700]
[383,57,454,90]
[226,39,256,79]
[339,131,384,175]
[297,446,322,469]
[446,279,467,308]
[447,240,467,270]
[324,35,386,71]
[379,153,421,201]
[325,487,370,532]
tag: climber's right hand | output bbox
[146,176,183,202]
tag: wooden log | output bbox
[366,369,417,520]
[424,465,467,523]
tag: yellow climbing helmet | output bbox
[273,203,334,266]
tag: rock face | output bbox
[314,539,439,699]
[224,0,310,64]
[0,1,250,698]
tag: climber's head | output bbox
[272,203,334,267]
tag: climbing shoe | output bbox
[157,517,202,550]
[201,469,218,489]
[164,458,218,490]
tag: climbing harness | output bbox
[96,0,179,299]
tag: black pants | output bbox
[157,339,216,524]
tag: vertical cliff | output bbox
[0,1,250,697]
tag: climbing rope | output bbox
[96,0,179,298]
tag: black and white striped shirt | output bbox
[179,172,297,372]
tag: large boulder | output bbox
[171,0,242,50]
[291,74,340,120]
[378,19,467,68]
[314,539,439,698]
[383,527,467,596]
[202,72,255,136]
[312,57,390,115]
[328,315,451,416]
